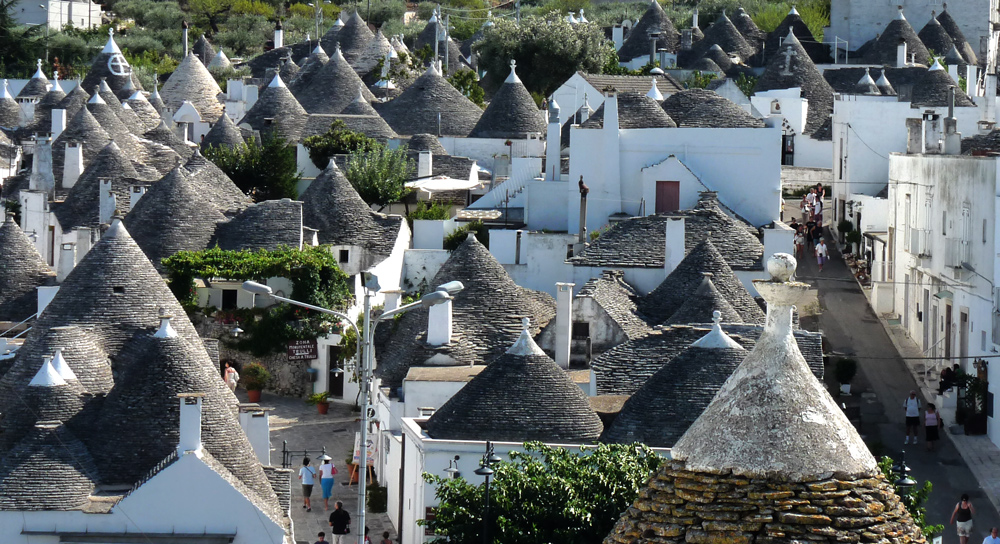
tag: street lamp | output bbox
[307,1,331,43]
[444,455,460,478]
[242,276,463,544]
[891,450,917,490]
[474,441,503,544]
[39,4,49,64]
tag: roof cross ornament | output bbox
[36,58,42,70]
[779,47,797,76]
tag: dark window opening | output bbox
[112,286,125,295]
[339,249,349,263]
[221,289,238,310]
[572,322,589,338]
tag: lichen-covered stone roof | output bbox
[576,270,651,341]
[374,66,483,137]
[424,322,603,443]
[753,28,834,137]
[159,53,225,122]
[618,0,680,61]
[0,214,55,321]
[581,92,676,129]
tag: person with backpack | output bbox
[299,457,317,512]
[903,391,921,445]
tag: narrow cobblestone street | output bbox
[797,231,1000,542]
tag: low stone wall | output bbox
[194,317,311,398]
[605,460,925,544]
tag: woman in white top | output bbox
[815,239,829,272]
[299,457,317,512]
[319,454,338,510]
[925,403,943,451]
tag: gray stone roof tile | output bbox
[0,423,98,510]
[863,13,931,66]
[763,10,829,63]
[823,66,975,107]
[0,214,55,321]
[53,141,141,231]
[570,192,764,271]
[618,0,680,61]
[239,77,309,141]
[17,72,50,100]
[689,12,755,62]
[193,34,216,66]
[424,325,603,442]
[375,235,556,388]
[640,239,765,325]
[581,92,676,129]
[210,199,303,251]
[753,28,833,136]
[160,53,225,122]
[50,106,114,187]
[201,113,246,150]
[579,72,684,95]
[938,8,977,64]
[469,69,545,138]
[576,270,651,340]
[664,273,743,325]
[300,160,401,256]
[373,66,483,137]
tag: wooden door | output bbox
[655,181,680,214]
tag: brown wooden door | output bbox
[655,181,680,214]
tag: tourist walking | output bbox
[793,227,806,260]
[924,403,943,451]
[315,532,328,544]
[223,362,238,392]
[380,531,393,544]
[983,527,1000,544]
[815,239,828,272]
[903,391,921,444]
[813,198,824,225]
[299,457,317,512]
[950,494,976,544]
[329,501,351,544]
[319,454,338,511]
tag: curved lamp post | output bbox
[242,277,463,544]
[474,441,503,544]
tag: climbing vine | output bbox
[162,245,351,310]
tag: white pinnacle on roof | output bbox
[484,11,495,27]
[29,356,67,387]
[50,348,79,381]
[788,5,799,15]
[150,75,161,100]
[930,58,944,71]
[1,80,11,99]
[578,9,587,23]
[129,89,148,102]
[566,11,578,24]
[505,59,521,84]
[647,78,663,100]
[312,43,326,55]
[507,317,546,356]
[99,79,113,93]
[428,12,437,24]
[102,27,122,54]
[692,311,745,349]
[896,6,906,20]
[858,67,877,86]
[88,92,106,105]
[268,73,286,88]
[154,315,178,338]
[208,49,231,70]
[876,69,892,86]
[32,59,45,80]
[548,97,560,115]
[333,13,345,28]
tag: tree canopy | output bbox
[472,12,614,97]
[302,119,382,170]
[203,135,300,202]
[420,441,663,544]
[344,145,414,211]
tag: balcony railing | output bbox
[945,237,971,269]
[908,228,931,257]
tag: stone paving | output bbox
[236,390,397,544]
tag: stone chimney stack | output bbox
[426,293,453,346]
[29,136,54,193]
[554,283,574,369]
[238,404,272,464]
[57,242,76,282]
[546,98,561,181]
[51,108,66,139]
[63,141,84,189]
[99,179,116,225]
[182,20,189,57]
[177,393,205,454]
[274,19,284,49]
[896,38,907,68]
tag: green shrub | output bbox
[834,358,857,384]
[344,145,414,210]
[203,135,300,202]
[366,0,407,27]
[241,362,271,390]
[302,119,382,170]
[368,484,388,512]
[408,201,452,221]
[845,230,862,247]
[449,68,485,107]
[837,219,854,233]
[443,220,488,250]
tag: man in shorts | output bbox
[903,391,921,444]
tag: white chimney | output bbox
[274,20,284,49]
[75,227,93,260]
[896,39,907,68]
[692,8,699,28]
[906,118,924,153]
[383,290,403,312]
[417,150,433,178]
[177,393,205,454]
[99,179,116,224]
[967,65,979,96]
[664,217,685,273]
[50,108,66,139]
[603,91,619,132]
[57,242,76,282]
[130,184,148,210]
[238,404,271,464]
[554,282,574,369]
[29,137,54,193]
[426,297,453,346]
[546,98,561,181]
[612,25,624,51]
[63,142,84,189]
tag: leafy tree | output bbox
[443,219,488,250]
[0,0,41,73]
[473,12,613,96]
[407,201,451,221]
[685,70,717,89]
[203,135,300,202]
[448,69,485,107]
[877,456,944,538]
[302,119,382,170]
[344,145,413,211]
[187,0,236,33]
[735,73,758,98]
[420,442,663,544]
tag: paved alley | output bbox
[795,231,1000,542]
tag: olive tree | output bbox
[420,441,664,544]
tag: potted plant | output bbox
[837,219,854,244]
[957,374,989,435]
[845,230,862,256]
[307,391,331,414]
[241,362,270,403]
[834,358,858,395]
[368,484,388,512]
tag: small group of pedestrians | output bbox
[902,390,944,451]
[300,457,393,543]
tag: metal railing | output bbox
[908,228,931,257]
[280,440,330,469]
[945,237,971,269]
[870,260,894,283]
[0,312,37,338]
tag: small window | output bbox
[339,249,349,263]
[572,322,589,338]
[112,286,125,295]
[418,407,436,417]
[566,244,574,259]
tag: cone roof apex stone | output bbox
[506,318,546,356]
[647,78,663,100]
[29,356,66,387]
[690,311,745,349]
[50,348,79,382]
